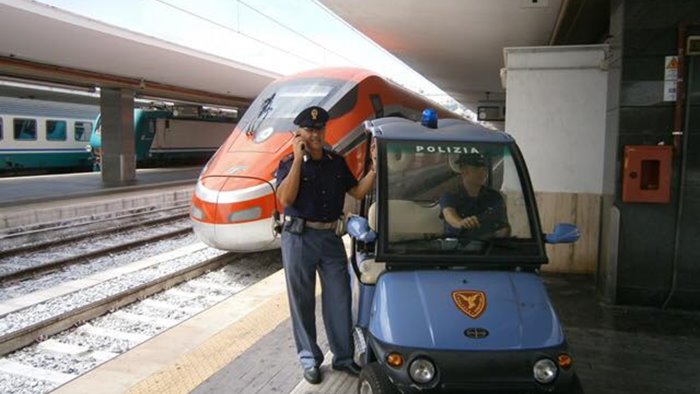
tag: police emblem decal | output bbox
[311,108,318,120]
[452,290,487,319]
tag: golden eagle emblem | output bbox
[452,290,487,319]
[311,108,318,120]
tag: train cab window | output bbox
[74,121,92,141]
[239,77,352,143]
[14,118,37,141]
[46,120,67,141]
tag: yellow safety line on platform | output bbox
[127,285,292,394]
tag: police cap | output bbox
[293,106,329,129]
[457,153,486,168]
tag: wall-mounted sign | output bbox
[663,56,678,102]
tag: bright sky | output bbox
[36,0,469,115]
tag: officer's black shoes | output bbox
[332,362,361,376]
[303,366,322,384]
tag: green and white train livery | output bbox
[0,97,97,174]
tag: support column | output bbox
[100,88,135,185]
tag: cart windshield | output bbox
[378,140,542,260]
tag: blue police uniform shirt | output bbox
[439,187,508,237]
[276,148,358,222]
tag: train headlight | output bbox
[191,206,205,220]
[533,359,558,384]
[228,207,262,223]
[409,358,436,384]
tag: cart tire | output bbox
[357,362,397,394]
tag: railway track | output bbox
[0,249,235,356]
[0,246,283,393]
[0,219,193,283]
[0,202,191,254]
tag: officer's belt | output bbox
[305,220,336,230]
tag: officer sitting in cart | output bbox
[440,152,510,239]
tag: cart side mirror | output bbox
[545,223,580,244]
[347,215,377,243]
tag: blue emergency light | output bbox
[421,108,438,129]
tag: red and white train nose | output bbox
[190,175,281,252]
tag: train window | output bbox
[240,77,347,142]
[328,85,358,119]
[370,94,384,118]
[74,121,92,141]
[14,118,37,141]
[46,120,67,141]
[0,117,3,140]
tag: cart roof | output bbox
[365,118,514,144]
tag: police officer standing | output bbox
[276,106,375,384]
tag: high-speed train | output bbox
[0,97,98,174]
[191,67,459,252]
[88,105,236,169]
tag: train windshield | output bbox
[240,77,351,143]
[377,140,544,262]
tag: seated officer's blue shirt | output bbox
[276,148,357,222]
[439,187,508,237]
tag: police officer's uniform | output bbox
[276,106,358,372]
[440,153,508,237]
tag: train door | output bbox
[133,110,157,163]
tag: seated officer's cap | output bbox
[457,153,486,167]
[293,106,329,129]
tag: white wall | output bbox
[503,45,609,194]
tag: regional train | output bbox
[0,96,98,174]
[190,67,460,252]
[88,105,237,170]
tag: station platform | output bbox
[0,167,201,208]
[0,167,200,230]
[52,268,700,394]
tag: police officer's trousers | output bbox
[281,228,354,370]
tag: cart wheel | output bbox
[357,362,397,394]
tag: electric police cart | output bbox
[347,116,583,394]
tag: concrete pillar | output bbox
[100,88,135,185]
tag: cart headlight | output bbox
[409,358,436,384]
[533,359,558,383]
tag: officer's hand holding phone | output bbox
[293,132,306,161]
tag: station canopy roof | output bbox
[319,0,609,110]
